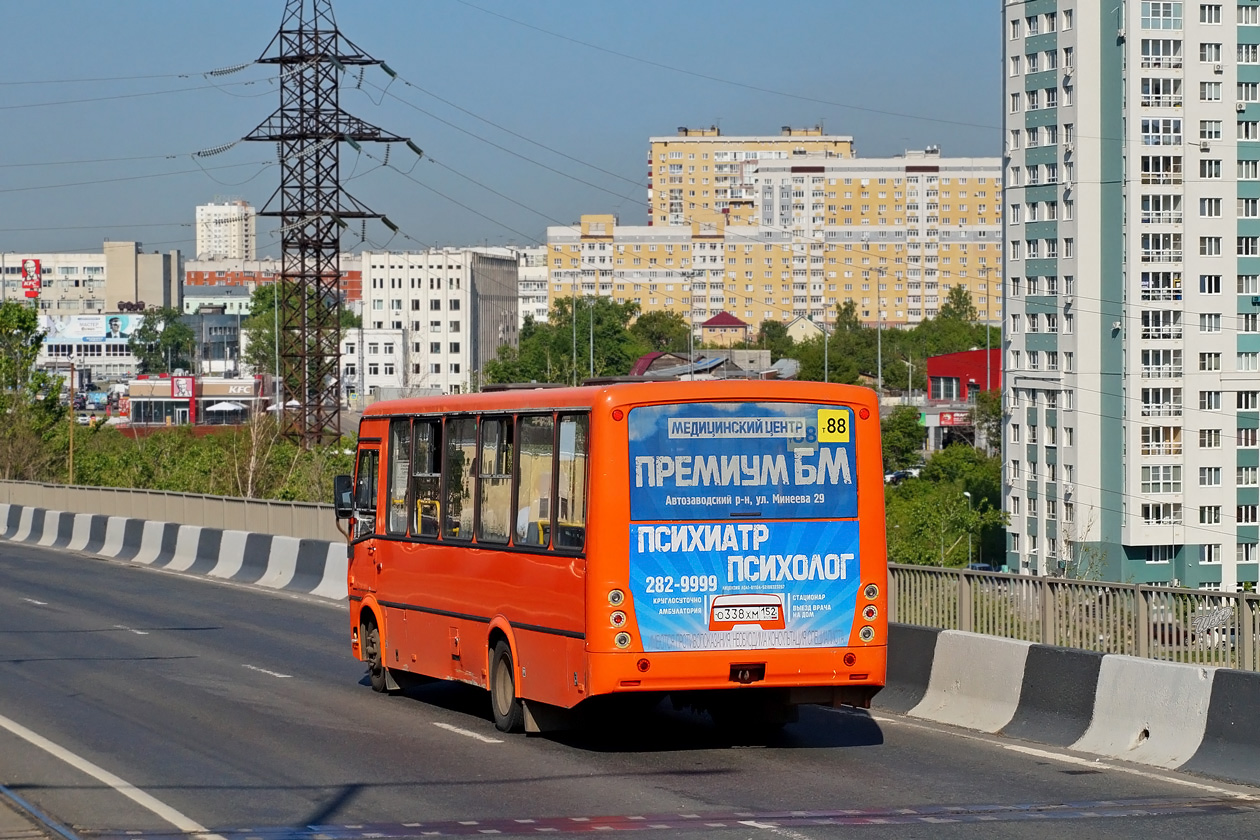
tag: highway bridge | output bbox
[0,484,1258,838]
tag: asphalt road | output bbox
[1,540,1257,840]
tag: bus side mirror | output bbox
[333,474,354,519]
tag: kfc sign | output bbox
[20,259,41,299]
[939,411,972,427]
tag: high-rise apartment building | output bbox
[550,147,1002,330]
[195,200,257,260]
[1002,2,1260,591]
[648,126,855,226]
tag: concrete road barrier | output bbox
[1002,645,1104,747]
[908,630,1032,733]
[1181,669,1260,786]
[874,623,941,713]
[0,503,349,601]
[1071,655,1216,769]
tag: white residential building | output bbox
[361,248,519,394]
[1002,1,1260,591]
[515,245,550,326]
[195,200,257,260]
[340,328,407,398]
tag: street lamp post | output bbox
[963,491,973,566]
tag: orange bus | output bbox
[333,379,887,733]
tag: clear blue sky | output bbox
[0,1,1001,258]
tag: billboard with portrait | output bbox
[39,314,146,344]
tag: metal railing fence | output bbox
[889,564,1259,672]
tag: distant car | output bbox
[76,414,91,425]
[966,563,995,572]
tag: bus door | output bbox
[349,445,381,594]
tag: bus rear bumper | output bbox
[586,645,886,708]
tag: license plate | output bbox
[712,605,780,623]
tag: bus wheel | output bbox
[489,640,524,733]
[362,619,389,693]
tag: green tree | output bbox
[885,443,1007,567]
[881,405,926,470]
[792,334,860,384]
[939,284,979,322]
[242,284,278,377]
[483,297,649,385]
[752,319,795,359]
[630,309,690,352]
[0,301,64,481]
[972,388,1002,454]
[128,306,195,374]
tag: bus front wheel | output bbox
[361,619,389,693]
[489,640,524,733]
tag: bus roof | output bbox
[360,379,878,419]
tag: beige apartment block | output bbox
[648,126,855,227]
[548,147,1002,330]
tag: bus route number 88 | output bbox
[816,408,851,443]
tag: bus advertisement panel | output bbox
[627,401,860,652]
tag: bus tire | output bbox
[489,640,524,733]
[362,619,390,694]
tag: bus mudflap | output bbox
[521,698,576,735]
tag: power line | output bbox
[359,75,643,189]
[0,75,279,112]
[0,160,276,195]
[363,79,645,207]
[455,0,1001,134]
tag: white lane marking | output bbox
[113,624,149,636]
[20,598,47,606]
[740,821,815,839]
[242,664,292,679]
[853,709,1260,799]
[432,722,503,743]
[0,711,226,840]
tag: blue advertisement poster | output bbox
[628,520,861,651]
[626,402,862,651]
[627,401,857,520]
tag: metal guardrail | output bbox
[0,480,342,542]
[889,564,1259,672]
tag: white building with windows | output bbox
[195,200,257,260]
[515,245,550,326]
[1002,0,1260,591]
[340,328,407,398]
[361,248,519,394]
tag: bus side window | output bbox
[555,414,589,550]
[514,414,555,548]
[443,417,477,540]
[353,448,379,541]
[477,417,514,544]
[412,419,441,537]
[386,419,411,537]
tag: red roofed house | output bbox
[700,312,750,348]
